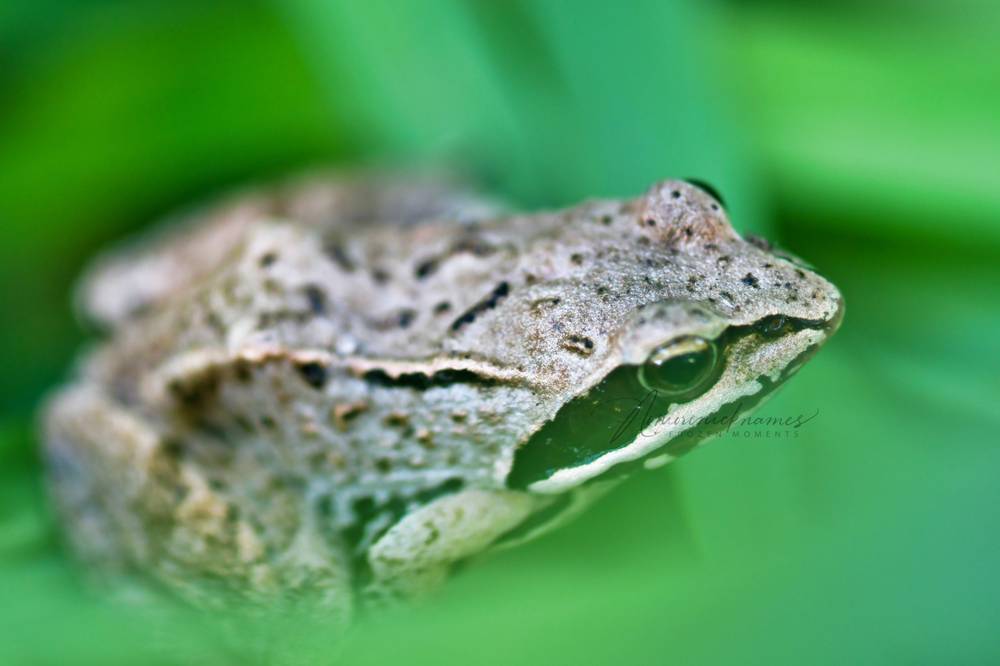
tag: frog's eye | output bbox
[755,315,793,339]
[638,337,718,398]
[683,178,726,208]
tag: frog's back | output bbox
[81,172,503,330]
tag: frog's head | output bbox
[506,180,843,493]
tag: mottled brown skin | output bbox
[43,174,842,620]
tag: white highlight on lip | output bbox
[527,328,825,494]
[643,453,673,470]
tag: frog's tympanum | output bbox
[43,174,842,622]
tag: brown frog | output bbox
[42,172,843,622]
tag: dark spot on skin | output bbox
[272,475,306,492]
[671,190,681,199]
[415,257,439,279]
[720,290,735,303]
[637,236,650,246]
[397,309,416,329]
[795,269,806,279]
[741,273,760,288]
[746,235,772,252]
[570,252,585,265]
[333,402,368,431]
[296,361,328,389]
[205,311,225,334]
[704,243,719,252]
[764,263,773,269]
[384,412,409,428]
[234,415,253,432]
[324,242,355,272]
[450,410,468,423]
[683,227,693,238]
[261,415,277,430]
[375,458,392,474]
[718,255,731,265]
[362,369,498,391]
[450,281,510,331]
[351,497,377,522]
[317,494,333,518]
[562,335,595,356]
[710,204,719,212]
[451,235,496,257]
[167,373,219,409]
[234,360,252,383]
[162,439,183,459]
[531,296,561,310]
[600,215,613,225]
[303,284,328,315]
[258,252,277,268]
[644,218,657,227]
[371,268,390,284]
[596,287,607,296]
[124,302,152,319]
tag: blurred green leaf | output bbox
[278,0,767,229]
[716,2,1000,245]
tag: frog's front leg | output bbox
[366,489,548,600]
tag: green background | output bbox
[2,1,998,663]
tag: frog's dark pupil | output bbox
[757,315,788,339]
[645,351,711,391]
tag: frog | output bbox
[42,171,843,624]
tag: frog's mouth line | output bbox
[507,313,833,492]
